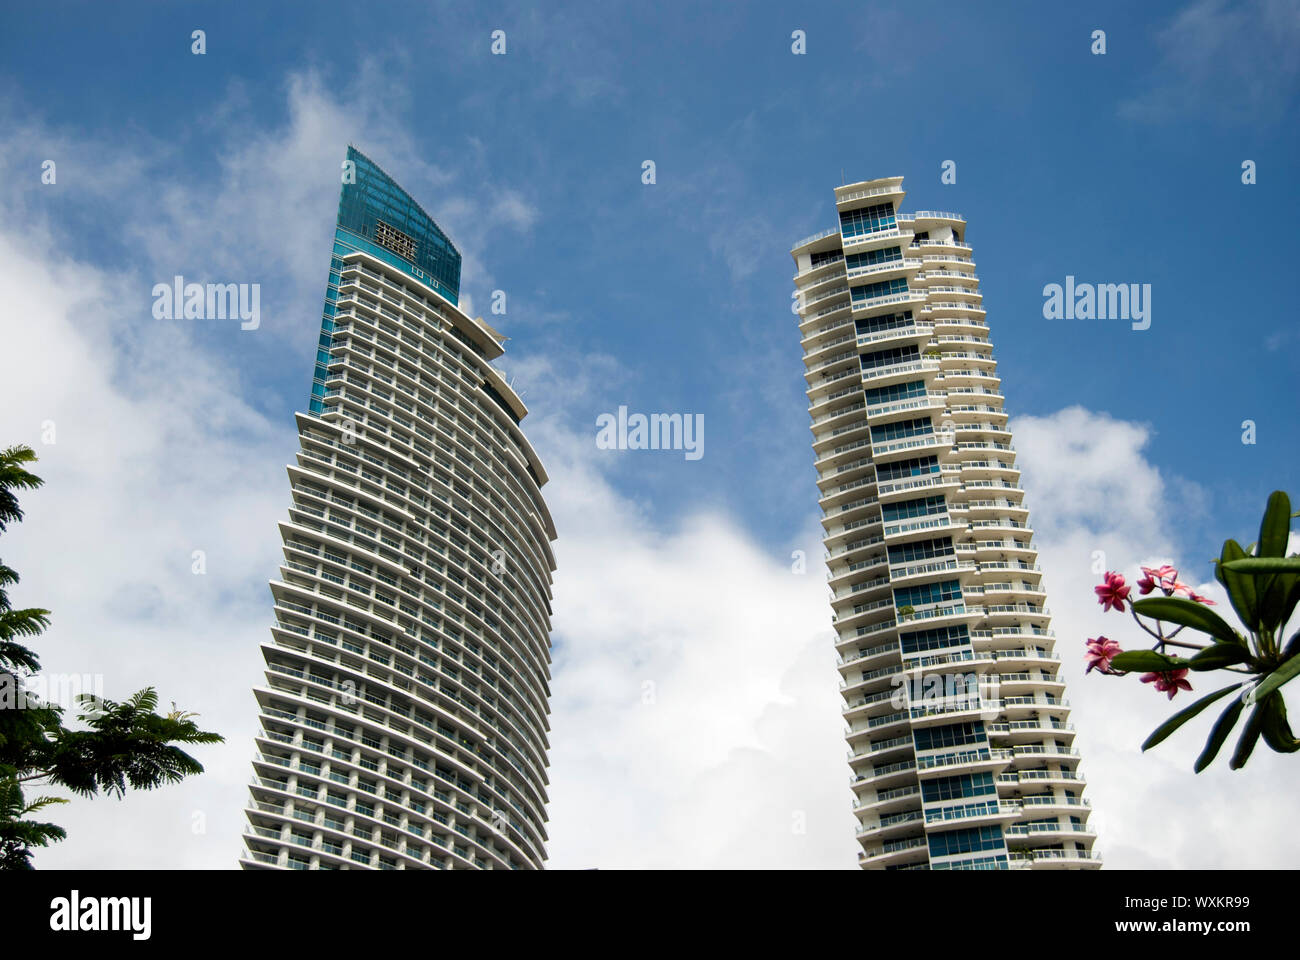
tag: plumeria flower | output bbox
[1140,668,1193,700]
[1139,565,1179,595]
[1094,571,1131,612]
[1084,636,1122,674]
[1171,581,1217,605]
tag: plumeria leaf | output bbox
[1223,557,1300,574]
[1142,682,1245,751]
[1249,651,1300,702]
[1259,693,1300,754]
[1217,540,1259,632]
[1110,650,1188,672]
[1196,694,1247,773]
[1254,492,1295,633]
[1229,702,1267,770]
[1130,597,1243,646]
[1284,579,1300,638]
[1259,491,1292,559]
[1188,643,1251,671]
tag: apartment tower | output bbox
[241,147,557,870]
[792,177,1099,870]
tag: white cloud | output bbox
[0,206,287,869]
[1119,0,1300,125]
[1013,407,1300,869]
[513,361,854,867]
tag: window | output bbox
[864,377,925,406]
[888,536,953,563]
[922,771,994,803]
[839,202,896,239]
[861,345,919,371]
[893,579,962,608]
[856,310,914,336]
[876,455,939,482]
[846,245,902,268]
[900,624,970,655]
[928,826,1004,859]
[810,249,844,268]
[871,418,934,443]
[880,494,945,521]
[851,277,908,302]
[914,722,986,752]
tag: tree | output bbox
[0,444,222,868]
[1084,490,1299,771]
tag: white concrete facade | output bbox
[241,249,557,871]
[793,178,1099,870]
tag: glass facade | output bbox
[309,146,464,415]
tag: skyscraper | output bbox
[241,147,557,870]
[792,177,1099,870]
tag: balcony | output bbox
[923,800,1021,827]
[853,784,921,812]
[835,182,904,206]
[851,290,928,315]
[852,757,918,788]
[857,807,926,839]
[856,321,934,349]
[915,747,1013,776]
[860,357,941,387]
[858,835,929,867]
[1007,848,1102,869]
[845,257,921,282]
[791,226,839,251]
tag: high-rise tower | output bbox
[241,147,557,870]
[792,177,1099,870]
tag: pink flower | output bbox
[1095,572,1131,612]
[1084,636,1122,674]
[1140,669,1193,700]
[1171,581,1216,605]
[1139,565,1179,595]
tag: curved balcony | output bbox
[855,806,926,841]
[853,782,921,814]
[857,835,930,868]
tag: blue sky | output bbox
[2,0,1299,868]
[7,0,1297,556]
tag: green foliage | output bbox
[0,780,66,870]
[1141,681,1244,752]
[0,444,223,868]
[1130,596,1243,646]
[1111,650,1187,672]
[1127,491,1298,771]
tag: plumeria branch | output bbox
[1083,491,1299,773]
[1088,566,1224,698]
